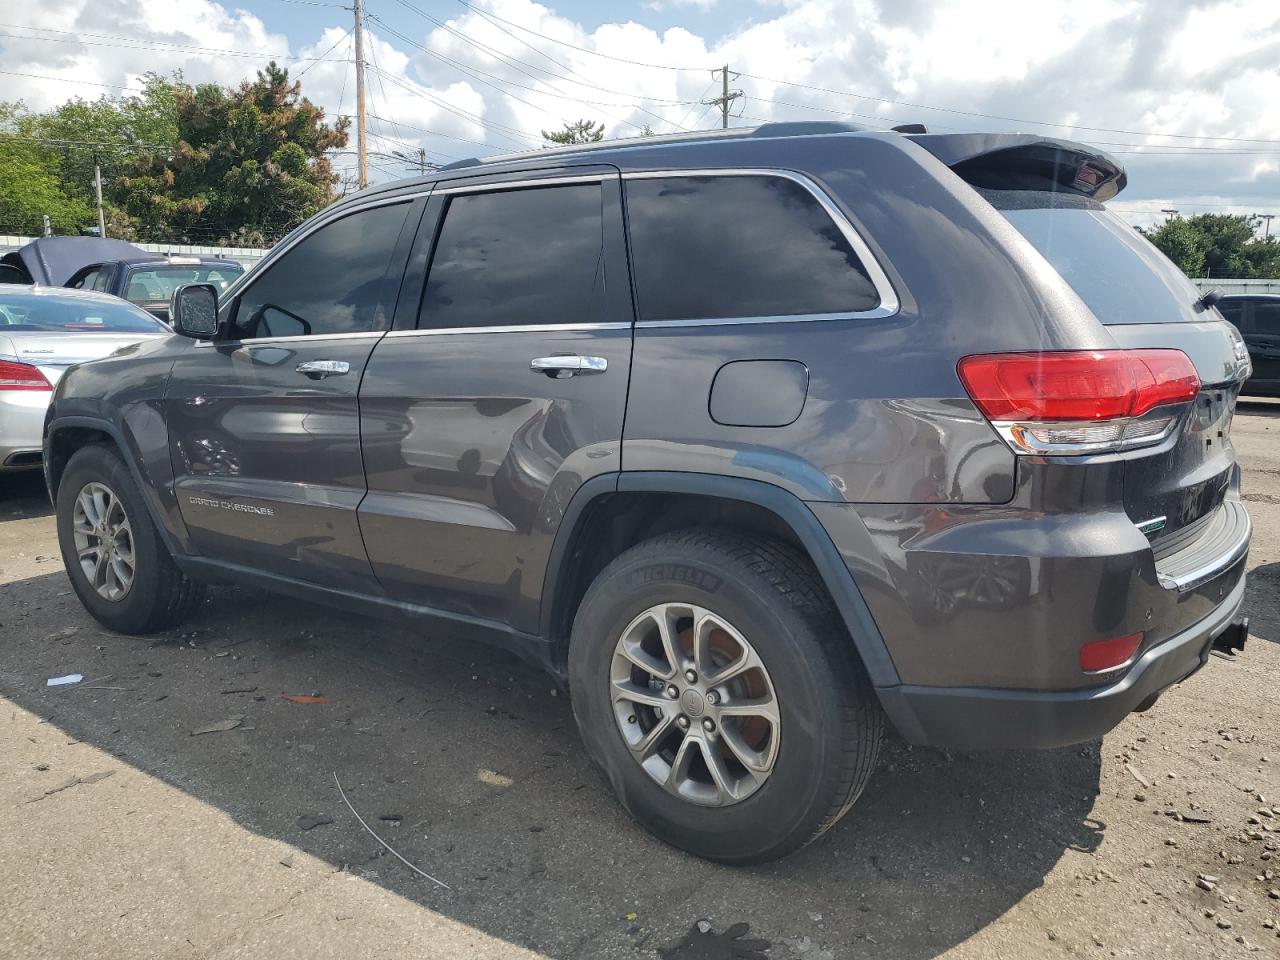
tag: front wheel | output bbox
[56,444,206,634]
[569,530,883,863]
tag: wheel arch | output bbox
[45,415,186,557]
[540,472,900,687]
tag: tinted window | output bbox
[0,292,166,333]
[989,191,1204,325]
[419,184,605,329]
[624,175,879,322]
[1218,299,1245,327]
[233,202,410,339]
[1254,301,1280,337]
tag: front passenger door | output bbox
[167,196,423,591]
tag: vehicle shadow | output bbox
[1244,561,1280,644]
[1236,398,1280,417]
[0,470,52,520]
[1,563,1105,960]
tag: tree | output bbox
[0,114,95,235]
[117,63,348,243]
[0,64,346,243]
[1140,213,1280,279]
[542,118,605,145]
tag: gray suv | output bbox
[43,123,1253,863]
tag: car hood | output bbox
[0,331,171,384]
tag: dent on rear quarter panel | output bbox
[52,337,190,552]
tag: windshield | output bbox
[985,190,1204,325]
[0,292,168,333]
[124,264,244,303]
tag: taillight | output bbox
[958,349,1199,454]
[0,359,52,391]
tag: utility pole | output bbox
[703,65,742,130]
[1259,213,1275,240]
[93,155,107,238]
[353,0,369,189]
[1161,208,1180,222]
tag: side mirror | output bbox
[170,283,221,339]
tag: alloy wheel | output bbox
[609,602,781,806]
[71,481,135,602]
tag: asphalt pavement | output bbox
[2,400,1278,960]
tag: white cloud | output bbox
[1,0,1277,221]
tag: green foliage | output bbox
[0,64,347,244]
[541,118,605,145]
[1140,213,1280,279]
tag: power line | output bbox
[735,71,1280,146]
[366,63,538,147]
[704,66,742,130]
[392,0,689,132]
[296,28,353,78]
[453,0,699,71]
[0,24,345,64]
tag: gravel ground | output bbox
[1,400,1278,960]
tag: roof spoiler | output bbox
[907,133,1127,202]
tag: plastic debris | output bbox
[47,674,83,686]
[333,771,450,889]
[282,694,332,704]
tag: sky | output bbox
[2,0,1279,232]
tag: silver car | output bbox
[0,285,169,470]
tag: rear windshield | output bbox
[984,190,1203,325]
[0,293,167,333]
[124,264,244,303]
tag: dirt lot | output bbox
[2,402,1278,960]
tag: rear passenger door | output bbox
[167,196,424,591]
[358,168,632,633]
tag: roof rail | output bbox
[443,120,877,172]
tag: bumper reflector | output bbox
[1080,632,1143,674]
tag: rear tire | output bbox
[569,530,882,863]
[56,444,206,634]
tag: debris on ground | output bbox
[190,717,244,736]
[658,921,770,960]
[297,815,333,831]
[282,694,332,704]
[46,674,82,687]
[220,686,258,695]
[24,770,114,804]
[333,771,449,889]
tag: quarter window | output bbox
[1253,301,1280,338]
[232,202,411,340]
[419,183,606,330]
[624,175,880,322]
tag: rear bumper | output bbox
[877,570,1246,750]
[0,391,48,470]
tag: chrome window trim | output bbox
[384,321,630,338]
[622,167,900,328]
[193,330,387,348]
[433,173,609,195]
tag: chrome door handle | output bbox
[530,355,607,378]
[296,359,351,379]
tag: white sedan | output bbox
[0,285,170,471]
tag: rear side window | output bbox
[1254,301,1280,337]
[419,183,605,330]
[986,190,1204,325]
[1218,300,1245,328]
[233,202,410,340]
[624,175,879,322]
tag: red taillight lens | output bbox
[0,359,52,391]
[957,350,1199,422]
[1079,632,1143,674]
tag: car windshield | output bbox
[0,292,168,333]
[983,189,1204,325]
[124,264,244,303]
